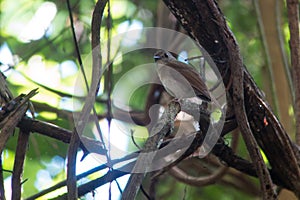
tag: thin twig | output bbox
[66,0,109,198]
[276,0,294,99]
[25,152,137,200]
[26,130,284,199]
[66,0,87,89]
[65,0,82,198]
[66,131,80,199]
[90,0,109,160]
[140,185,151,200]
[169,164,228,187]
[286,0,300,145]
[167,128,240,188]
[0,157,6,200]
[105,2,114,198]
[12,129,30,200]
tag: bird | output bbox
[153,50,211,102]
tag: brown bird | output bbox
[154,50,211,102]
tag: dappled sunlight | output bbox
[19,2,57,42]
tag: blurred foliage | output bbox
[219,0,264,87]
[0,0,291,199]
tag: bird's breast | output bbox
[156,63,198,99]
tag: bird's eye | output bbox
[164,53,168,58]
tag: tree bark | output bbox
[163,0,300,197]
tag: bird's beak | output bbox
[153,55,161,62]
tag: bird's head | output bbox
[153,50,176,62]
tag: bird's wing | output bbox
[165,61,211,101]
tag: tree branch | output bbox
[287,0,300,145]
[206,2,276,198]
[122,101,181,200]
[163,0,300,197]
[12,129,30,200]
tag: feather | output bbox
[154,50,211,102]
